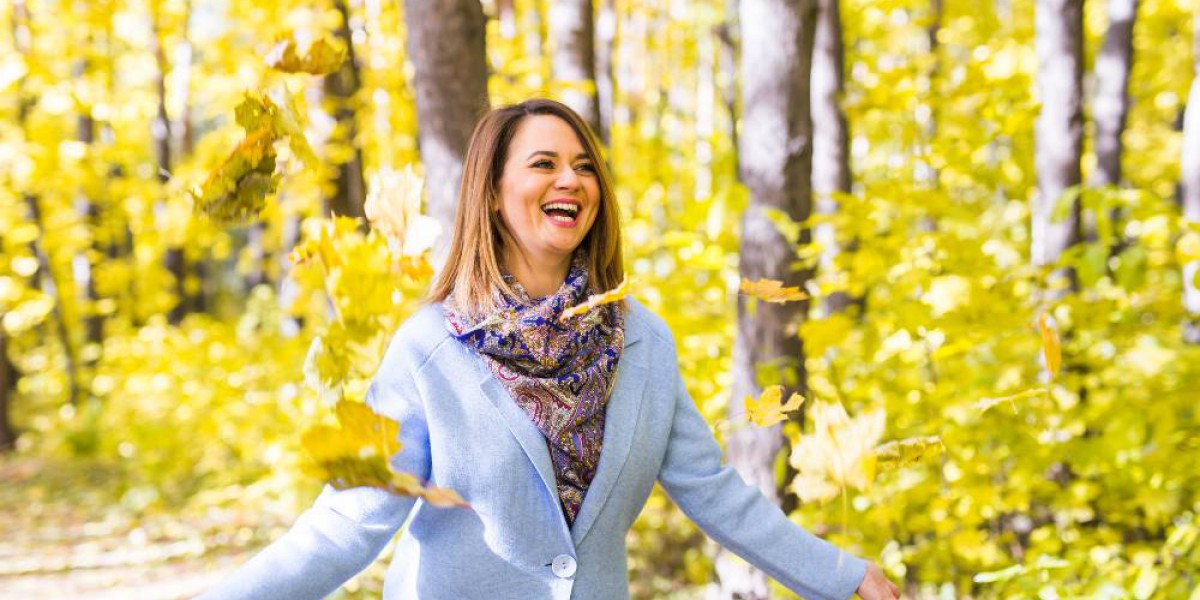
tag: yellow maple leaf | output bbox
[559,277,631,322]
[740,278,808,303]
[190,127,279,225]
[745,385,806,427]
[265,37,347,75]
[1038,312,1061,378]
[335,400,401,458]
[789,401,885,503]
[875,435,945,470]
[364,166,442,257]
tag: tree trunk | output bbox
[1091,0,1137,256]
[403,0,489,269]
[324,0,367,221]
[74,61,103,354]
[26,195,81,406]
[1032,0,1083,288]
[0,332,16,452]
[548,0,603,139]
[594,0,616,146]
[810,0,852,318]
[1091,0,1136,189]
[1182,16,1200,343]
[717,0,819,597]
[12,0,79,406]
[150,6,190,326]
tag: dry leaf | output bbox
[1038,312,1062,378]
[740,278,808,303]
[745,385,806,427]
[559,277,631,322]
[266,37,347,75]
[875,435,945,469]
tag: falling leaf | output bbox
[365,166,442,256]
[875,435,945,469]
[300,400,468,508]
[190,128,279,225]
[789,401,886,502]
[559,277,631,321]
[335,399,401,458]
[745,385,806,427]
[975,388,1047,414]
[1038,312,1061,377]
[265,37,347,75]
[740,278,808,303]
[420,485,470,508]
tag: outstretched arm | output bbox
[197,340,432,600]
[656,361,868,600]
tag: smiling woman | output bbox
[196,99,887,600]
[428,99,624,319]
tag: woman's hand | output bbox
[855,562,901,599]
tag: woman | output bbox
[198,99,900,600]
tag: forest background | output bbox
[1,0,1199,598]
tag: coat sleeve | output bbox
[196,333,432,600]
[655,340,868,600]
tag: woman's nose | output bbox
[554,167,580,190]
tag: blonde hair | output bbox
[427,98,624,318]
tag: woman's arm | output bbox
[197,336,432,600]
[655,350,868,600]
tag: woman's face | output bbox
[496,114,600,265]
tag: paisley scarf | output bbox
[443,253,625,524]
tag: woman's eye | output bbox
[575,163,596,173]
[532,160,554,169]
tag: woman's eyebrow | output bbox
[525,150,592,161]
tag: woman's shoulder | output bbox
[380,302,454,373]
[624,297,677,353]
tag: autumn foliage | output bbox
[2,0,1199,598]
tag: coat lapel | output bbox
[569,314,649,546]
[478,374,561,510]
[475,306,650,546]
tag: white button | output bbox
[551,554,577,578]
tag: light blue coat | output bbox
[198,299,867,600]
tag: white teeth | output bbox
[542,202,579,215]
[549,214,575,223]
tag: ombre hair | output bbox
[426,99,624,318]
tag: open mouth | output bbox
[541,201,580,224]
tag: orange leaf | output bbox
[1038,313,1061,377]
[740,278,808,303]
[559,277,631,322]
[421,485,471,508]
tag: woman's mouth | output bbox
[541,201,580,227]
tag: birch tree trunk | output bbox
[1091,0,1136,189]
[1090,0,1137,252]
[595,0,616,145]
[1182,16,1200,343]
[549,0,603,139]
[810,0,851,317]
[403,0,489,269]
[1032,0,1084,289]
[717,1,818,597]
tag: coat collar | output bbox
[476,303,649,547]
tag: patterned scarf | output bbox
[444,253,625,524]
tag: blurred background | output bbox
[1,0,1198,598]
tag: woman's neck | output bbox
[504,249,572,299]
